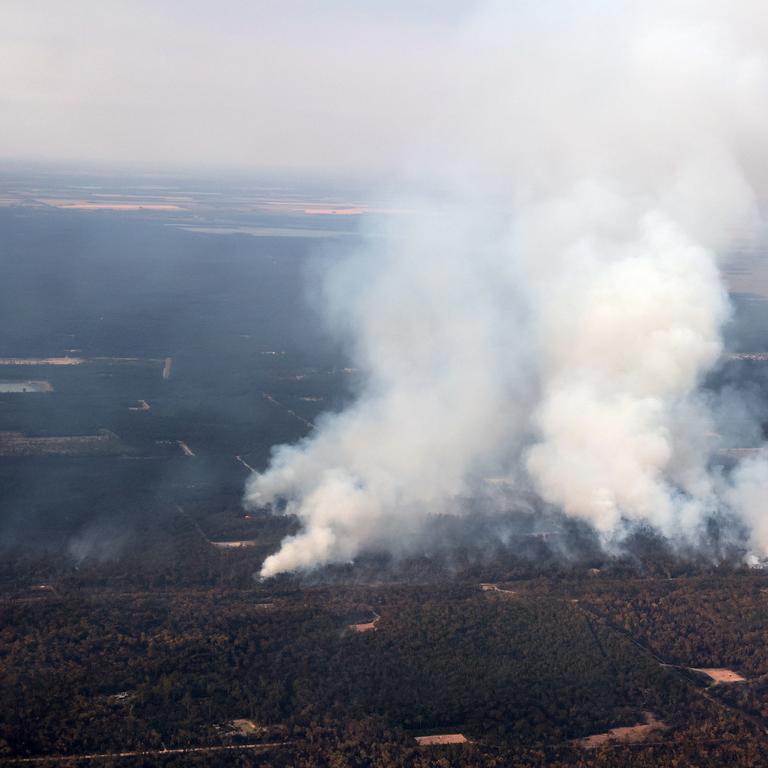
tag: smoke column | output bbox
[246,0,768,577]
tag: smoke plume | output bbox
[246,0,768,576]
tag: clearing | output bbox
[0,380,53,393]
[0,429,123,457]
[210,540,259,550]
[349,610,381,633]
[480,583,517,595]
[574,712,669,749]
[690,668,747,683]
[575,712,667,749]
[415,734,467,746]
[177,441,195,457]
[229,719,263,737]
[0,357,83,366]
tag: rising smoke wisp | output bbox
[246,0,768,577]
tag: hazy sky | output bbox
[4,1,765,183]
[1,0,484,176]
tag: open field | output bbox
[210,539,259,549]
[0,357,83,366]
[0,380,52,393]
[415,734,467,745]
[691,668,748,683]
[0,429,123,456]
[229,719,263,737]
[576,712,667,749]
[177,440,195,457]
[348,609,381,633]
[41,200,184,211]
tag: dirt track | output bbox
[0,741,289,765]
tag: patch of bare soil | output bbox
[576,712,668,749]
[349,621,377,633]
[415,734,468,746]
[43,199,182,211]
[349,610,381,633]
[0,380,53,393]
[229,720,263,737]
[690,667,747,683]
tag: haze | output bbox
[1,0,480,175]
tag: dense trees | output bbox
[4,576,768,765]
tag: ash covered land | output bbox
[2,170,768,768]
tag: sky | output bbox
[4,1,765,184]
[0,0,483,176]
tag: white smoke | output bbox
[246,0,768,576]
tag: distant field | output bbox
[691,668,747,683]
[0,356,83,366]
[0,429,123,456]
[0,380,52,393]
[576,712,667,748]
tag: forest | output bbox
[2,205,768,766]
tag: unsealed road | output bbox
[0,741,290,765]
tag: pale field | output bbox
[38,199,182,211]
[230,719,262,736]
[177,441,195,457]
[348,621,377,633]
[576,712,667,749]
[0,429,121,456]
[0,380,52,393]
[348,610,381,633]
[0,357,83,366]
[690,668,747,683]
[415,734,467,746]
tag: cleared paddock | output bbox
[0,380,53,393]
[415,734,467,746]
[576,712,667,749]
[690,668,747,683]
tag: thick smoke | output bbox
[246,0,768,576]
